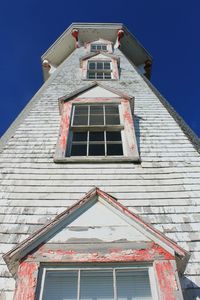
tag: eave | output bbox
[41,23,152,75]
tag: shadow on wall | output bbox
[182,274,200,299]
[134,115,143,155]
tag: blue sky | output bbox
[0,0,199,137]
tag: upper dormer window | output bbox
[85,39,113,53]
[91,44,107,52]
[87,61,112,79]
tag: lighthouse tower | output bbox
[0,23,200,300]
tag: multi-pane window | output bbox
[87,61,112,79]
[91,44,107,52]
[40,267,153,300]
[69,104,123,157]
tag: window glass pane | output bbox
[88,62,95,69]
[80,271,114,300]
[74,106,88,115]
[105,105,119,114]
[73,115,88,126]
[73,132,87,142]
[88,72,95,79]
[116,270,152,300]
[107,144,123,156]
[97,62,103,70]
[89,144,105,156]
[90,105,103,115]
[42,271,78,300]
[71,144,87,156]
[104,62,111,70]
[96,73,104,79]
[104,73,112,79]
[105,115,120,125]
[106,131,121,141]
[89,131,104,141]
[102,45,107,50]
[90,115,104,125]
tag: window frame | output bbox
[38,264,159,300]
[54,97,140,163]
[69,103,124,157]
[85,40,113,54]
[81,57,119,81]
[87,60,112,80]
[90,43,108,52]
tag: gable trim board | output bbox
[58,81,133,113]
[3,187,190,277]
[79,52,120,67]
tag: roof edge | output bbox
[3,187,189,276]
[0,56,70,152]
[142,75,200,153]
[41,23,124,60]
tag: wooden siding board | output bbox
[0,46,200,295]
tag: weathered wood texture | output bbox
[0,47,200,299]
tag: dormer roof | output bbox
[3,187,189,276]
[79,52,120,67]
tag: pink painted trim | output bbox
[14,262,38,300]
[81,55,119,80]
[28,242,174,263]
[154,260,179,300]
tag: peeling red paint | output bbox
[59,102,72,152]
[111,59,119,79]
[117,29,124,48]
[14,261,38,300]
[29,242,174,263]
[71,29,79,48]
[155,260,179,300]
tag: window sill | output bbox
[54,156,141,163]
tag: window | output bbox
[91,44,107,52]
[69,104,123,156]
[39,266,154,300]
[87,61,112,80]
[55,86,140,163]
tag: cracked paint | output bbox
[14,261,38,300]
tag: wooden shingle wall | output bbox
[0,47,200,299]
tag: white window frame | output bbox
[54,98,140,163]
[68,103,124,157]
[38,265,159,300]
[91,43,108,52]
[87,60,112,80]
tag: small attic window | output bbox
[91,44,107,52]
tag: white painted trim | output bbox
[148,266,159,300]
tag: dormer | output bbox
[80,52,120,80]
[41,23,152,81]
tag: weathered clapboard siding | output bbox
[0,45,200,299]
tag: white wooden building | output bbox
[0,23,200,300]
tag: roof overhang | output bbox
[41,23,152,71]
